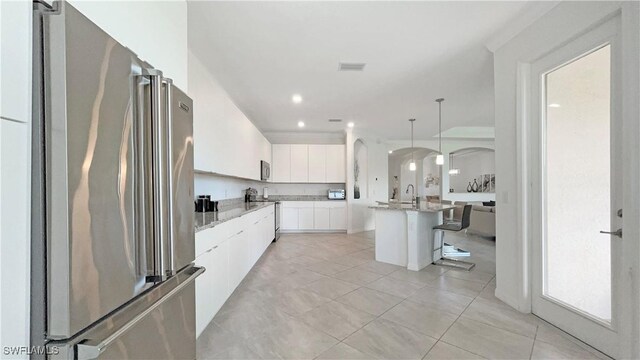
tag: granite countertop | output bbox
[195,202,274,233]
[254,195,338,202]
[369,202,455,213]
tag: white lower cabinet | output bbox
[313,208,331,229]
[281,201,347,232]
[195,240,229,337]
[195,204,275,338]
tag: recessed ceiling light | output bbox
[297,121,305,128]
[292,94,303,104]
[548,103,561,108]
[347,122,355,128]
[388,150,393,154]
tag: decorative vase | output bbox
[467,182,472,192]
[354,183,361,199]
[471,179,479,193]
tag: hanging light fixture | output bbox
[435,98,445,165]
[448,152,460,175]
[409,118,416,171]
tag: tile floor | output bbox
[197,231,608,360]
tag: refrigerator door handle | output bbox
[162,77,176,275]
[142,68,171,281]
[76,266,205,360]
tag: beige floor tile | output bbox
[441,318,534,360]
[386,267,444,286]
[444,268,495,285]
[247,317,338,359]
[286,255,325,266]
[343,319,437,359]
[381,300,459,339]
[336,287,403,316]
[305,260,352,275]
[364,275,425,298]
[535,322,609,359]
[273,288,332,316]
[315,342,372,360]
[406,286,474,316]
[424,341,486,359]
[279,269,329,288]
[332,267,384,286]
[297,301,375,340]
[531,340,603,360]
[425,275,485,297]
[198,342,261,360]
[213,303,293,340]
[356,260,404,275]
[460,297,538,338]
[329,254,371,267]
[196,323,246,359]
[350,248,375,260]
[303,277,360,299]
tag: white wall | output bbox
[346,129,389,233]
[68,0,188,89]
[189,50,271,181]
[449,150,495,194]
[492,2,639,357]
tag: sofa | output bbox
[440,201,496,238]
[468,205,496,238]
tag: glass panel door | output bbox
[543,45,611,323]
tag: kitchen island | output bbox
[369,202,455,271]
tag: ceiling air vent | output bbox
[338,62,366,71]
[328,119,343,123]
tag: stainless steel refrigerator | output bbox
[32,2,203,359]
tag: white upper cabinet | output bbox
[272,144,291,182]
[308,145,327,183]
[1,0,31,122]
[272,144,345,184]
[290,144,309,183]
[326,145,346,183]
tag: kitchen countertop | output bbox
[369,202,455,213]
[254,195,341,202]
[195,202,274,233]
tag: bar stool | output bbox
[432,204,475,271]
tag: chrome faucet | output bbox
[406,184,415,208]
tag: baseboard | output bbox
[280,230,347,234]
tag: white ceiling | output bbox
[187,1,539,140]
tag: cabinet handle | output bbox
[254,221,260,225]
[236,230,244,235]
[205,248,213,253]
[212,245,218,249]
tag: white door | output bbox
[530,17,630,358]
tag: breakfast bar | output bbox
[369,202,455,271]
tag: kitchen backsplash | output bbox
[194,173,345,201]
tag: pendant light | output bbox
[435,98,444,165]
[409,118,416,171]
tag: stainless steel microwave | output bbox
[261,160,271,181]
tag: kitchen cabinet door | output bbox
[272,144,291,182]
[228,229,249,292]
[1,0,31,122]
[195,240,229,338]
[282,208,299,230]
[308,145,326,183]
[247,215,263,267]
[298,208,314,230]
[326,145,346,183]
[290,144,309,182]
[314,207,330,230]
[330,206,347,230]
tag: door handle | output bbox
[600,229,622,238]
